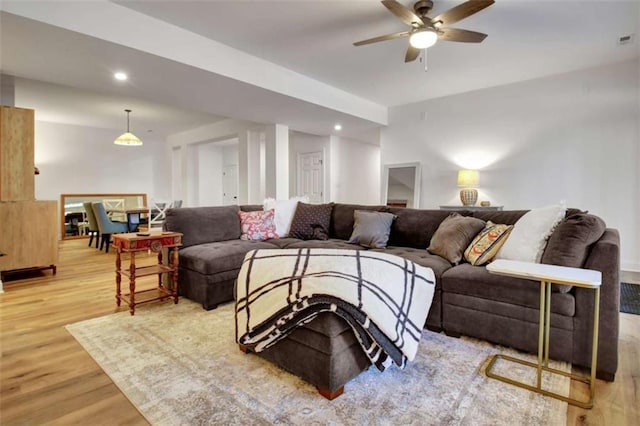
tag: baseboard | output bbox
[621,262,640,273]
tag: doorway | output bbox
[222,165,238,205]
[297,151,324,203]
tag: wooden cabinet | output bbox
[0,106,58,287]
[0,106,35,201]
[0,201,58,272]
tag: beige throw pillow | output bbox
[427,213,486,265]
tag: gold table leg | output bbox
[485,280,599,409]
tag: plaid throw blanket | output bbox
[235,248,436,370]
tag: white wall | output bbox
[381,60,640,271]
[330,136,381,205]
[222,144,238,166]
[34,120,166,201]
[196,142,224,206]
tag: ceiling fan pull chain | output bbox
[423,49,428,72]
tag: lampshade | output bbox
[409,29,438,49]
[114,109,143,146]
[457,169,479,188]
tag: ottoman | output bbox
[240,312,371,400]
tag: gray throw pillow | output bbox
[348,210,396,248]
[427,213,486,265]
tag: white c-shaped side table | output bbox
[485,259,601,409]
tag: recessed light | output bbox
[334,124,342,131]
[114,72,128,81]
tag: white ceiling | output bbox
[117,0,640,106]
[1,0,638,139]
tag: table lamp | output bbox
[457,169,479,207]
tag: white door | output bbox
[222,165,238,205]
[297,152,324,203]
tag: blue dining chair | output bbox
[83,202,100,248]
[91,202,129,253]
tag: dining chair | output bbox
[103,198,126,222]
[92,202,129,253]
[83,202,100,248]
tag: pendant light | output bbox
[114,109,143,146]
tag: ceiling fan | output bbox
[354,0,495,63]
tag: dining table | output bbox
[106,207,149,232]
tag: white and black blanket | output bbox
[235,248,436,370]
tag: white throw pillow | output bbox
[495,202,567,263]
[263,196,309,237]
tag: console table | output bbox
[486,259,601,408]
[440,205,503,211]
[112,232,182,315]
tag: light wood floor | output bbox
[1,239,638,425]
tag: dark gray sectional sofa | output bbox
[164,203,620,381]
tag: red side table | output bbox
[112,232,182,315]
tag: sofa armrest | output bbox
[572,228,620,381]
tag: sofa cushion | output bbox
[288,202,333,240]
[541,213,606,268]
[240,204,264,212]
[286,239,366,250]
[387,208,453,249]
[472,210,529,225]
[264,237,304,249]
[164,205,241,248]
[496,203,567,263]
[541,213,606,293]
[178,240,279,275]
[427,213,486,265]
[464,222,514,266]
[372,246,453,282]
[239,210,278,241]
[348,210,396,248]
[330,204,388,240]
[441,264,575,317]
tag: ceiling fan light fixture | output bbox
[114,109,143,146]
[409,29,438,49]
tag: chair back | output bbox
[83,202,99,232]
[103,198,126,221]
[92,202,128,235]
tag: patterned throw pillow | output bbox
[288,203,333,240]
[239,210,278,241]
[464,221,514,266]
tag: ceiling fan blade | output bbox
[382,0,424,27]
[432,0,495,27]
[353,31,411,46]
[405,45,421,63]
[439,27,488,43]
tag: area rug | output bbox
[620,282,640,315]
[66,300,569,425]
